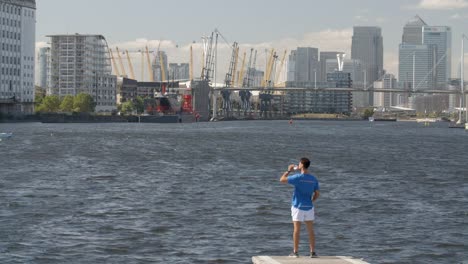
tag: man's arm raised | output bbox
[280,165,296,183]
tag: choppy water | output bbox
[0,121,467,264]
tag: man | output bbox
[280,157,320,258]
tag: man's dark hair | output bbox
[300,158,311,169]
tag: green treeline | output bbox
[35,93,95,113]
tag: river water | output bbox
[0,121,467,264]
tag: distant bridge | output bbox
[213,87,466,95]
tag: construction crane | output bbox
[145,46,154,82]
[275,50,287,87]
[201,31,218,81]
[115,47,127,77]
[109,48,121,77]
[224,42,238,87]
[237,51,246,87]
[125,50,136,80]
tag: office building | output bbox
[0,0,36,114]
[285,71,352,114]
[37,46,50,89]
[287,47,319,83]
[422,26,451,88]
[373,74,397,108]
[319,51,344,83]
[399,44,436,91]
[325,58,369,108]
[351,26,384,106]
[48,34,117,112]
[402,16,427,44]
[168,63,189,80]
[325,59,363,85]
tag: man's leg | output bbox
[305,221,315,252]
[293,221,301,253]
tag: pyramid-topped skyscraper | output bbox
[402,16,427,44]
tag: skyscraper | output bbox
[422,26,451,88]
[351,27,384,106]
[398,16,452,111]
[398,44,436,91]
[0,0,36,114]
[48,34,117,112]
[288,47,319,84]
[402,16,427,44]
[37,47,50,90]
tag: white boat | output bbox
[416,118,437,123]
[0,132,13,139]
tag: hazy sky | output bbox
[35,0,468,80]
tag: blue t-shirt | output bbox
[287,173,320,211]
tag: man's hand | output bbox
[280,165,295,183]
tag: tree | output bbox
[73,93,95,113]
[363,108,374,119]
[121,101,135,115]
[135,96,145,114]
[36,95,61,113]
[60,95,74,112]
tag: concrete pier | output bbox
[252,256,369,264]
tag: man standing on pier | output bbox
[280,157,320,258]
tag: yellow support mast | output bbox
[145,46,154,82]
[140,50,145,81]
[159,51,167,82]
[109,48,121,77]
[275,50,287,87]
[262,49,275,87]
[237,51,246,87]
[231,47,239,86]
[125,50,136,80]
[116,47,127,77]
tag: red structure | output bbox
[182,94,193,113]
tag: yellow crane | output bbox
[140,51,145,81]
[159,51,167,82]
[115,47,127,77]
[275,50,287,87]
[145,46,154,82]
[125,50,136,80]
[237,51,246,87]
[109,48,121,77]
[231,46,239,86]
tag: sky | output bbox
[35,0,468,82]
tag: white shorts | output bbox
[291,206,315,222]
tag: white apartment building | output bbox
[0,0,36,114]
[48,34,117,112]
